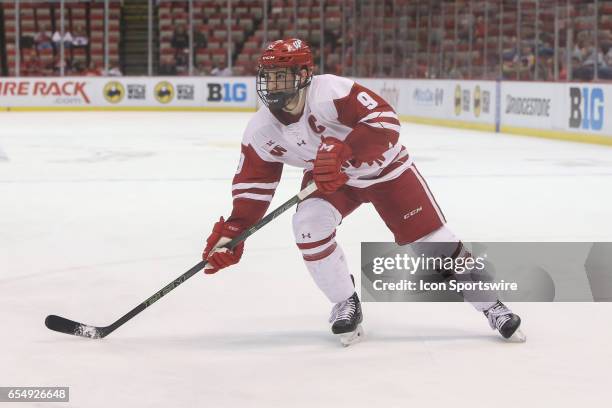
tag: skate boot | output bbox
[329,292,364,347]
[484,300,526,342]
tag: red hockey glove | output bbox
[202,217,244,274]
[313,137,353,194]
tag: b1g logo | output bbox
[207,83,247,102]
[569,87,604,131]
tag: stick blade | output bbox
[45,315,103,339]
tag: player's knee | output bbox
[411,225,461,261]
[411,225,481,278]
[417,225,460,244]
[292,198,340,243]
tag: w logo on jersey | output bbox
[319,143,335,152]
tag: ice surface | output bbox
[1,112,611,407]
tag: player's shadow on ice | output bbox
[365,331,499,344]
[114,330,339,349]
[109,326,499,350]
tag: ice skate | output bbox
[484,300,526,342]
[329,292,364,347]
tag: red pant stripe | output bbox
[302,243,337,261]
[296,232,336,250]
[410,165,447,223]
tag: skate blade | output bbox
[338,324,364,347]
[507,328,527,343]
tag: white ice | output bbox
[1,112,611,408]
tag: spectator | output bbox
[175,50,189,74]
[72,24,89,48]
[503,36,519,59]
[535,51,554,81]
[518,44,535,79]
[83,61,103,76]
[572,39,604,80]
[604,44,612,66]
[52,30,73,50]
[105,66,123,76]
[220,66,232,76]
[20,34,35,49]
[443,55,462,79]
[589,44,612,80]
[324,29,339,53]
[194,61,210,75]
[21,53,42,76]
[210,63,222,76]
[70,60,85,75]
[171,24,189,51]
[194,25,208,49]
[210,63,232,76]
[34,24,53,51]
[551,51,567,81]
[458,13,474,44]
[475,16,486,39]
[568,55,582,80]
[159,55,177,75]
[312,47,321,70]
[581,40,603,67]
[600,44,612,79]
[171,24,189,73]
[501,51,517,80]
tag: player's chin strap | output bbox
[287,87,308,112]
[44,183,318,339]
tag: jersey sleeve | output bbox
[227,140,284,231]
[332,82,400,165]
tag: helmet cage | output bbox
[256,65,312,110]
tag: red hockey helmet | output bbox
[256,39,314,110]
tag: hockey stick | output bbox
[45,183,318,339]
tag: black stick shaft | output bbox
[101,183,317,337]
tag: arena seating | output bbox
[2,0,612,80]
[158,0,265,75]
[1,0,121,76]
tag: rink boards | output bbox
[0,75,610,146]
[358,78,612,146]
[0,76,256,111]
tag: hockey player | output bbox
[202,39,525,346]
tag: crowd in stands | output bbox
[2,0,612,81]
[19,23,106,76]
[1,1,122,77]
[498,31,612,81]
[158,22,234,75]
[20,28,121,76]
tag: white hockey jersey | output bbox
[227,74,412,229]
